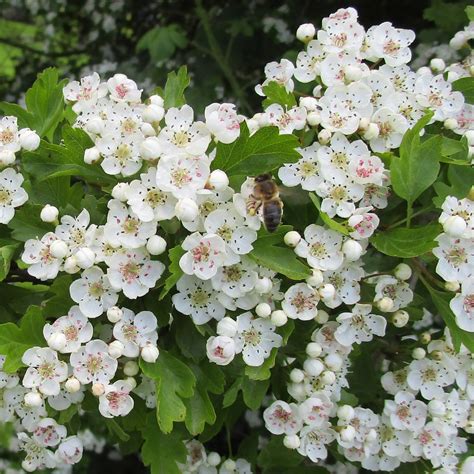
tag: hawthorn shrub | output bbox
[0,6,473,474]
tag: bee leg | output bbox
[247,194,262,216]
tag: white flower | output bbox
[407,359,455,400]
[180,232,228,280]
[18,432,57,471]
[297,422,336,462]
[295,224,344,271]
[335,304,386,346]
[206,336,236,366]
[205,103,243,144]
[265,104,307,134]
[107,248,164,299]
[96,134,142,177]
[256,58,295,95]
[107,74,142,102]
[234,312,282,366]
[348,207,380,239]
[23,232,62,280]
[409,421,449,458]
[294,40,326,83]
[369,107,409,152]
[32,418,67,447]
[450,280,474,332]
[383,391,427,432]
[70,340,118,384]
[56,436,83,465]
[55,209,91,255]
[0,356,19,389]
[22,347,68,396]
[158,105,211,156]
[381,367,410,395]
[43,306,93,353]
[439,196,474,239]
[211,258,258,298]
[433,234,474,282]
[374,276,413,312]
[0,116,21,152]
[282,283,319,320]
[263,400,302,435]
[113,308,158,357]
[134,376,156,408]
[299,395,333,427]
[63,72,107,111]
[317,177,364,218]
[0,167,28,224]
[98,380,134,418]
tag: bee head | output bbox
[255,173,272,183]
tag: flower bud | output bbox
[296,23,316,42]
[47,332,67,352]
[208,169,229,190]
[312,85,323,97]
[303,358,324,377]
[318,129,331,145]
[85,117,105,135]
[50,240,68,259]
[108,340,124,359]
[146,235,167,255]
[22,460,36,472]
[306,268,324,287]
[431,350,443,361]
[284,230,301,247]
[124,360,139,377]
[141,122,156,137]
[271,309,287,327]
[40,204,59,223]
[342,239,363,261]
[461,457,474,474]
[430,58,445,72]
[65,378,81,394]
[428,399,446,417]
[64,256,80,274]
[417,66,431,76]
[315,309,329,324]
[149,94,164,107]
[376,296,394,312]
[92,383,105,397]
[321,370,336,385]
[175,198,199,222]
[420,331,431,344]
[340,425,356,442]
[0,149,16,166]
[394,263,412,280]
[246,118,259,134]
[290,368,305,384]
[305,342,322,358]
[363,123,379,140]
[465,421,474,434]
[307,111,321,127]
[445,280,460,292]
[111,182,129,201]
[412,347,426,360]
[324,353,343,371]
[344,65,363,82]
[466,130,474,146]
[443,118,458,130]
[141,344,160,363]
[24,391,42,407]
[139,136,162,160]
[337,404,355,421]
[107,306,123,323]
[255,277,273,294]
[124,376,137,390]
[256,302,272,318]
[207,452,221,467]
[19,129,40,151]
[392,310,409,328]
[300,97,318,111]
[319,283,335,300]
[84,146,101,164]
[222,460,236,471]
[283,434,301,449]
[443,215,467,237]
[75,247,95,269]
[450,33,467,50]
[142,104,165,123]
[206,336,236,366]
[217,317,238,337]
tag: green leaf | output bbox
[159,245,185,300]
[0,305,45,373]
[222,375,268,411]
[258,436,304,470]
[467,5,474,21]
[391,112,441,206]
[164,66,190,109]
[140,351,196,433]
[105,419,130,442]
[212,122,300,176]
[452,77,474,104]
[370,224,442,258]
[8,204,52,242]
[0,243,18,281]
[137,24,187,64]
[434,163,474,206]
[438,136,470,164]
[0,102,35,129]
[141,414,187,474]
[262,82,297,108]
[308,193,349,235]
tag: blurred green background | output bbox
[0,0,471,114]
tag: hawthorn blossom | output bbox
[374,276,413,312]
[409,421,449,458]
[383,391,427,432]
[263,400,303,435]
[63,72,108,111]
[432,234,474,282]
[206,336,236,366]
[0,167,28,224]
[211,258,258,298]
[107,74,142,103]
[407,359,455,400]
[205,103,242,144]
[32,418,67,447]
[256,58,295,94]
[18,432,57,471]
[55,209,91,254]
[294,40,326,83]
[23,232,62,280]
[56,436,84,465]
[0,115,21,153]
[297,422,336,462]
[98,380,134,418]
[282,283,320,321]
[370,107,409,152]
[299,395,334,427]
[450,280,474,332]
[265,103,307,134]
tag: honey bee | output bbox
[247,173,283,233]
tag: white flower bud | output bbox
[92,383,105,396]
[417,66,431,76]
[445,280,460,292]
[146,235,167,255]
[75,247,95,269]
[206,336,236,366]
[108,340,124,359]
[217,317,238,337]
[358,117,370,131]
[47,332,67,352]
[124,376,137,390]
[290,368,305,384]
[65,377,81,393]
[306,268,324,287]
[324,353,343,372]
[284,230,301,247]
[107,306,123,323]
[307,111,321,127]
[85,117,105,135]
[271,309,287,327]
[342,239,363,261]
[376,296,394,312]
[430,58,445,72]
[50,240,68,259]
[450,33,467,50]
[149,94,164,107]
[363,123,379,140]
[412,347,426,360]
[222,459,236,471]
[465,421,474,434]
[0,149,16,166]
[312,85,323,98]
[319,283,335,300]
[111,182,129,201]
[208,169,229,190]
[344,65,363,82]
[443,118,458,130]
[207,452,221,467]
[465,130,474,146]
[420,331,431,344]
[142,104,165,123]
[246,118,259,134]
[255,277,273,294]
[175,198,199,222]
[141,344,160,363]
[64,255,80,274]
[318,129,332,145]
[461,456,474,474]
[340,425,356,442]
[300,97,318,111]
[306,342,322,358]
[428,399,446,417]
[283,434,301,449]
[84,146,101,164]
[321,370,336,385]
[296,23,316,42]
[19,129,40,151]
[443,215,467,237]
[315,309,329,324]
[337,404,354,421]
[141,122,156,137]
[392,310,409,328]
[394,263,412,280]
[124,361,139,377]
[303,358,324,377]
[24,391,42,407]
[40,204,59,223]
[139,136,162,160]
[22,460,36,472]
[256,302,272,318]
